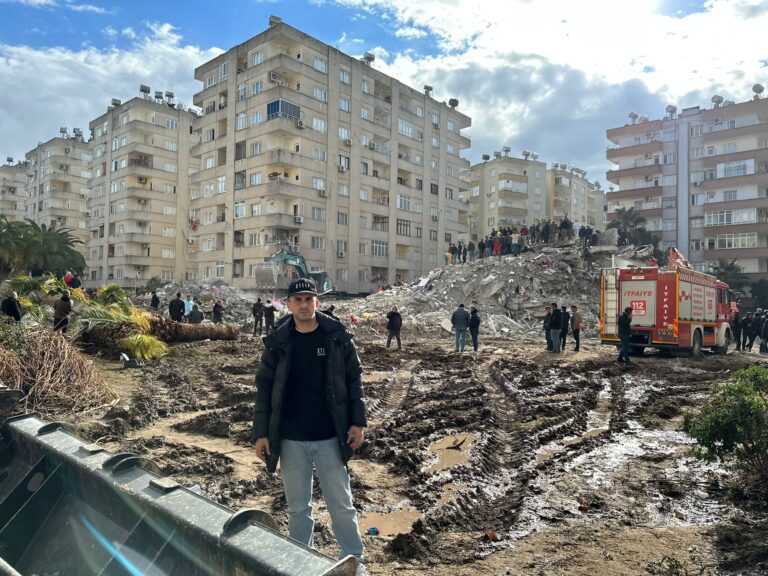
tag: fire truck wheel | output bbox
[714,331,730,355]
[691,331,703,357]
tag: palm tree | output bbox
[607,207,647,237]
[0,216,27,279]
[709,259,748,290]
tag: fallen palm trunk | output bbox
[148,316,239,343]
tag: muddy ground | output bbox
[68,335,768,575]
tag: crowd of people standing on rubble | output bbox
[730,308,768,354]
[443,218,601,264]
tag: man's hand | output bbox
[347,426,364,450]
[254,437,271,463]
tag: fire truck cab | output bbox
[600,265,734,356]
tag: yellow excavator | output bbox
[251,248,334,294]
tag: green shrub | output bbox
[0,315,27,356]
[685,365,768,478]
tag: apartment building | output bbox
[24,131,91,251]
[188,16,471,293]
[468,151,603,241]
[84,92,196,288]
[606,87,768,283]
[0,162,28,221]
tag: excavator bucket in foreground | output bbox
[0,413,356,576]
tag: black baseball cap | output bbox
[288,278,317,297]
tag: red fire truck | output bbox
[600,264,735,355]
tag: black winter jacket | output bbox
[168,297,185,319]
[549,308,563,330]
[386,311,402,331]
[252,312,367,473]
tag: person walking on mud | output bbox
[263,299,277,336]
[252,278,368,575]
[543,306,553,351]
[559,305,571,352]
[252,298,265,335]
[386,305,402,350]
[548,302,563,353]
[469,306,481,352]
[451,303,471,352]
[570,305,582,352]
[730,311,742,352]
[53,290,72,333]
[617,306,634,366]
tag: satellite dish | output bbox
[711,95,724,106]
[754,84,764,96]
[482,154,490,161]
[448,98,459,109]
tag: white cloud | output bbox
[394,26,427,39]
[65,2,111,14]
[121,27,136,39]
[0,23,222,161]
[0,0,56,5]
[102,26,117,38]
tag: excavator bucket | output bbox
[0,413,357,576]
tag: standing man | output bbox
[617,306,634,366]
[53,290,72,333]
[1,292,23,322]
[252,298,265,335]
[252,278,368,573]
[743,312,756,351]
[263,299,277,336]
[559,305,571,352]
[549,302,563,353]
[385,305,403,350]
[212,300,225,323]
[184,295,194,323]
[543,306,553,351]
[451,303,471,353]
[731,311,742,352]
[570,305,582,352]
[150,291,160,312]
[168,292,185,322]
[469,306,481,352]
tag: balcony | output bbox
[703,194,768,210]
[606,140,663,162]
[606,119,663,145]
[606,162,662,184]
[705,246,768,259]
[701,119,768,142]
[237,212,301,229]
[605,185,662,201]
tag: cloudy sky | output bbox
[2,0,768,185]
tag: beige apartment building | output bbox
[606,87,768,284]
[24,131,91,251]
[188,17,471,293]
[84,92,196,288]
[0,162,28,221]
[468,151,604,241]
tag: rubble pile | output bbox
[331,238,619,340]
[135,283,257,326]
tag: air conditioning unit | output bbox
[59,164,68,171]
[294,216,304,224]
[368,142,377,150]
[337,251,346,258]
[296,120,305,129]
[344,138,353,146]
[64,147,71,154]
[432,122,439,129]
[431,215,438,221]
[85,211,91,217]
[645,153,652,159]
[693,181,701,187]
[318,189,327,197]
[269,71,281,82]
[713,118,722,124]
[187,238,195,244]
[137,176,148,184]
[338,165,347,172]
[137,198,146,204]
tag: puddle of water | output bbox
[436,482,467,506]
[359,510,421,536]
[427,433,475,471]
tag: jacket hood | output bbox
[266,310,351,349]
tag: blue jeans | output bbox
[545,329,553,350]
[279,438,364,563]
[550,329,561,352]
[455,328,467,351]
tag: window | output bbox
[339,98,350,112]
[430,183,438,195]
[446,143,455,154]
[234,202,246,218]
[236,113,247,130]
[690,147,704,159]
[216,261,224,278]
[165,140,178,152]
[250,141,262,156]
[312,117,326,132]
[431,159,438,172]
[398,119,413,138]
[371,240,389,257]
[248,111,262,126]
[447,120,454,131]
[445,187,454,199]
[313,147,326,161]
[312,177,326,191]
[724,189,737,201]
[724,160,748,177]
[203,239,214,251]
[266,99,301,121]
[339,127,350,141]
[252,81,263,95]
[217,176,226,193]
[359,242,366,255]
[251,51,263,66]
[165,119,178,130]
[249,233,261,247]
[338,212,348,225]
[661,197,677,208]
[690,124,703,137]
[663,153,676,164]
[336,268,348,282]
[339,69,350,84]
[691,193,704,206]
[690,239,705,251]
[360,189,369,201]
[691,217,704,228]
[313,57,328,73]
[360,162,369,175]
[219,61,229,81]
[237,82,247,101]
[337,240,348,253]
[361,107,369,120]
[397,194,411,211]
[396,219,411,236]
[662,218,676,230]
[715,232,757,249]
[311,236,324,249]
[361,79,370,94]
[431,137,439,148]
[313,87,327,102]
[234,171,246,190]
[337,183,349,197]
[250,202,262,217]
[312,207,326,221]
